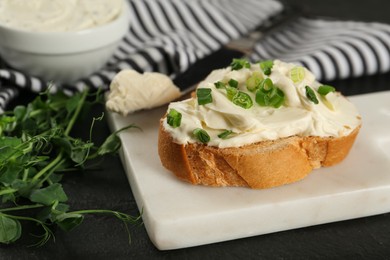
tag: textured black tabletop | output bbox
[2,0,390,259]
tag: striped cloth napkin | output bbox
[0,0,283,112]
[250,17,390,81]
[0,0,389,113]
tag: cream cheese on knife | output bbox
[106,70,181,116]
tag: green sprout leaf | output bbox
[0,215,22,244]
[30,183,68,206]
[56,213,84,232]
[0,89,142,245]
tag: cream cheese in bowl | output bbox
[0,0,129,83]
[0,0,123,32]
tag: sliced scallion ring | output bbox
[260,78,274,92]
[226,86,238,101]
[218,130,233,139]
[246,71,263,92]
[305,86,319,104]
[197,88,213,105]
[228,79,239,88]
[289,66,305,83]
[255,78,285,108]
[318,85,336,95]
[167,109,182,128]
[232,91,253,109]
[259,60,274,76]
[214,81,226,89]
[268,88,285,108]
[230,58,250,70]
[193,128,210,143]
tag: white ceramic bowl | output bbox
[0,1,130,84]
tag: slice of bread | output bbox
[157,60,361,189]
[158,119,360,189]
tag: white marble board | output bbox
[106,91,390,250]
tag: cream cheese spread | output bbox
[106,69,181,116]
[0,0,123,32]
[163,60,361,148]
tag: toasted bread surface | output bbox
[158,120,361,189]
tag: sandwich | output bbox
[158,59,362,189]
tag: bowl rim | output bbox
[0,0,130,54]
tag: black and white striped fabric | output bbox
[250,17,390,81]
[0,0,283,113]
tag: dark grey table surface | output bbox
[1,0,390,259]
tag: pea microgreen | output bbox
[0,89,141,246]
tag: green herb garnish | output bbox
[246,71,263,92]
[0,89,141,246]
[214,81,226,89]
[255,78,285,108]
[228,79,239,88]
[196,88,213,105]
[232,91,253,109]
[230,58,250,70]
[218,130,233,139]
[193,128,210,144]
[289,66,305,83]
[317,85,336,95]
[226,86,238,101]
[167,108,182,128]
[259,60,274,75]
[305,86,319,104]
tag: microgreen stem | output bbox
[0,204,44,213]
[0,188,18,196]
[69,209,142,222]
[64,90,88,136]
[37,157,67,186]
[32,151,64,182]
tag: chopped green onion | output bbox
[246,71,263,92]
[230,58,251,70]
[268,88,285,108]
[214,81,226,89]
[305,86,319,104]
[318,85,336,95]
[255,90,267,107]
[259,60,274,75]
[255,78,285,108]
[228,79,239,88]
[193,128,210,144]
[260,78,274,92]
[218,130,233,139]
[226,86,238,101]
[167,109,182,128]
[197,88,213,105]
[289,66,305,83]
[232,91,253,109]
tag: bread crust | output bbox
[158,120,361,189]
